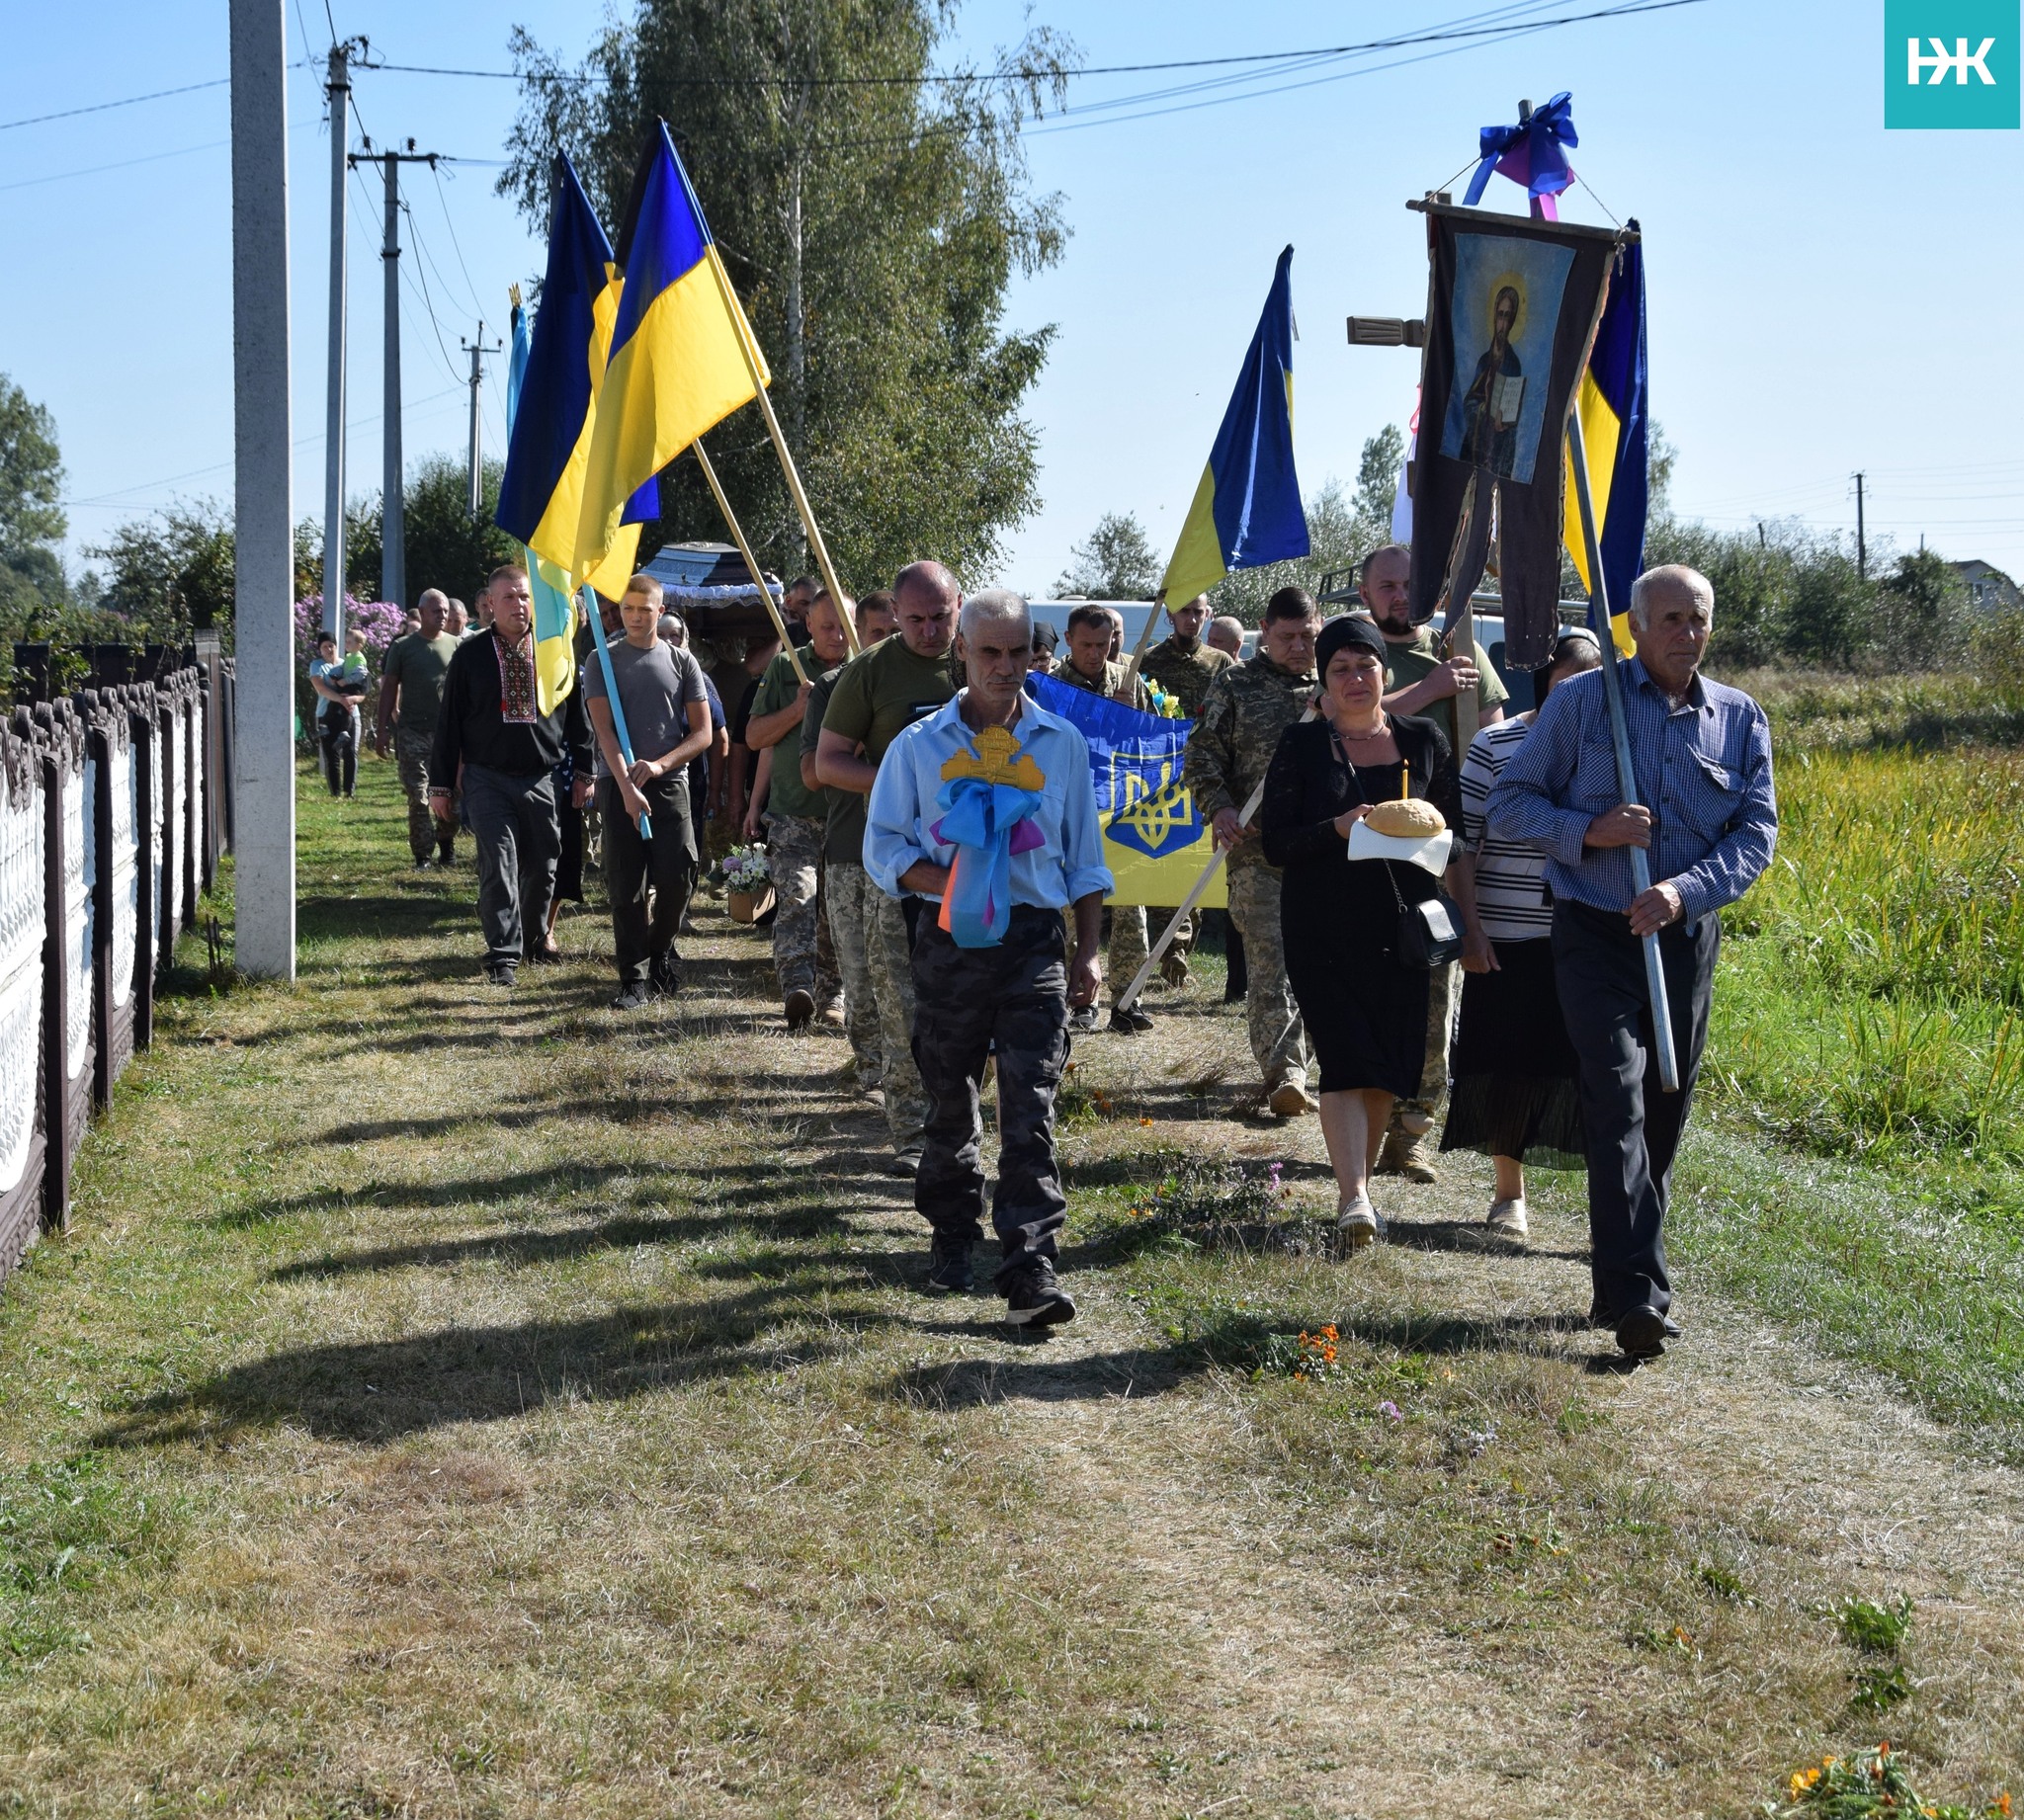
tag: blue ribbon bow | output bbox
[1463,92,1577,216]
[931,777,1045,949]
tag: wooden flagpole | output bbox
[1118,591,1168,699]
[692,439,808,687]
[704,257,859,656]
[1565,413,1678,1093]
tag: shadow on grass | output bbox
[227,1149,886,1231]
[94,1286,905,1446]
[1384,1216,1591,1265]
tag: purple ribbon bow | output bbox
[1463,92,1577,220]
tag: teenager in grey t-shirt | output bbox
[582,639,710,778]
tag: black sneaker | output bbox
[1003,1260,1076,1328]
[650,951,683,997]
[610,981,650,1011]
[437,842,457,867]
[1067,1006,1098,1034]
[1109,1005,1153,1034]
[925,1237,974,1293]
[484,963,516,989]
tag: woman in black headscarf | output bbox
[1260,614,1464,1248]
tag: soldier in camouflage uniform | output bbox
[1136,593,1234,987]
[1052,605,1155,1032]
[744,593,852,1027]
[1182,587,1321,1117]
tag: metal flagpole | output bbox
[1114,706,1317,1016]
[581,586,651,841]
[692,440,808,687]
[1564,414,1679,1093]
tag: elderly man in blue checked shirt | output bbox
[866,587,1111,1328]
[1488,565,1776,1363]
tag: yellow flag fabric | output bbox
[1561,372,1635,656]
[573,127,768,589]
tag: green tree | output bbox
[343,454,518,607]
[1208,478,1358,625]
[1054,511,1160,599]
[0,372,69,619]
[84,498,236,637]
[1347,423,1404,557]
[500,0,1073,592]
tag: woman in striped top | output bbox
[1440,628,1604,1239]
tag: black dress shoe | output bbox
[1615,1305,1669,1359]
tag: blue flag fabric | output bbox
[1156,246,1308,608]
[1031,678,1225,909]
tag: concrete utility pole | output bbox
[350,143,439,613]
[1853,471,1868,578]
[320,41,350,645]
[230,0,296,978]
[462,321,503,522]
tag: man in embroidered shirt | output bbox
[430,565,593,987]
[1488,565,1776,1361]
[865,588,1110,1327]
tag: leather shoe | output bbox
[1615,1305,1669,1360]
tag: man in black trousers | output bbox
[1487,565,1776,1361]
[430,565,592,987]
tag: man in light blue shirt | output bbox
[1488,564,1776,1361]
[866,588,1111,1326]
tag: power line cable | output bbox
[0,78,229,131]
[428,160,487,318]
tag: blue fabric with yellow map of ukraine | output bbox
[1031,676,1225,910]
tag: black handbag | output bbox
[1335,724,1464,970]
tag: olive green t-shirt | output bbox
[1382,624,1508,756]
[801,667,861,864]
[820,634,959,766]
[381,632,460,737]
[749,648,827,823]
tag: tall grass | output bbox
[1715,742,2024,1170]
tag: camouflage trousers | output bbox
[1390,959,1457,1135]
[395,724,437,863]
[823,859,885,1085]
[910,906,1069,1291]
[826,877,930,1152]
[1225,862,1311,1091]
[764,813,838,1004]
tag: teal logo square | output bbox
[1886,1,2020,127]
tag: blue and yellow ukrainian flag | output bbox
[504,281,587,713]
[1032,677,1225,910]
[1157,246,1308,610]
[573,124,769,589]
[1562,237,1647,656]
[496,154,655,600]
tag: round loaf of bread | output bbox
[1366,797,1446,838]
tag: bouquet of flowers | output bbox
[721,844,771,892]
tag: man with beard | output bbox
[1357,540,1508,1182]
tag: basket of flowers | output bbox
[722,844,774,923]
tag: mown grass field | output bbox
[0,723,2015,1818]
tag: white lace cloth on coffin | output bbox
[0,779,46,1195]
[64,767,90,1082]
[109,744,136,1010]
[1346,820,1456,877]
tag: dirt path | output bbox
[0,803,2018,1817]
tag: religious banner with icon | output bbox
[1408,200,1622,670]
[1031,677,1226,910]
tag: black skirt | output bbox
[1441,935,1583,1167]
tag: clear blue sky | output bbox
[2,1,2019,597]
